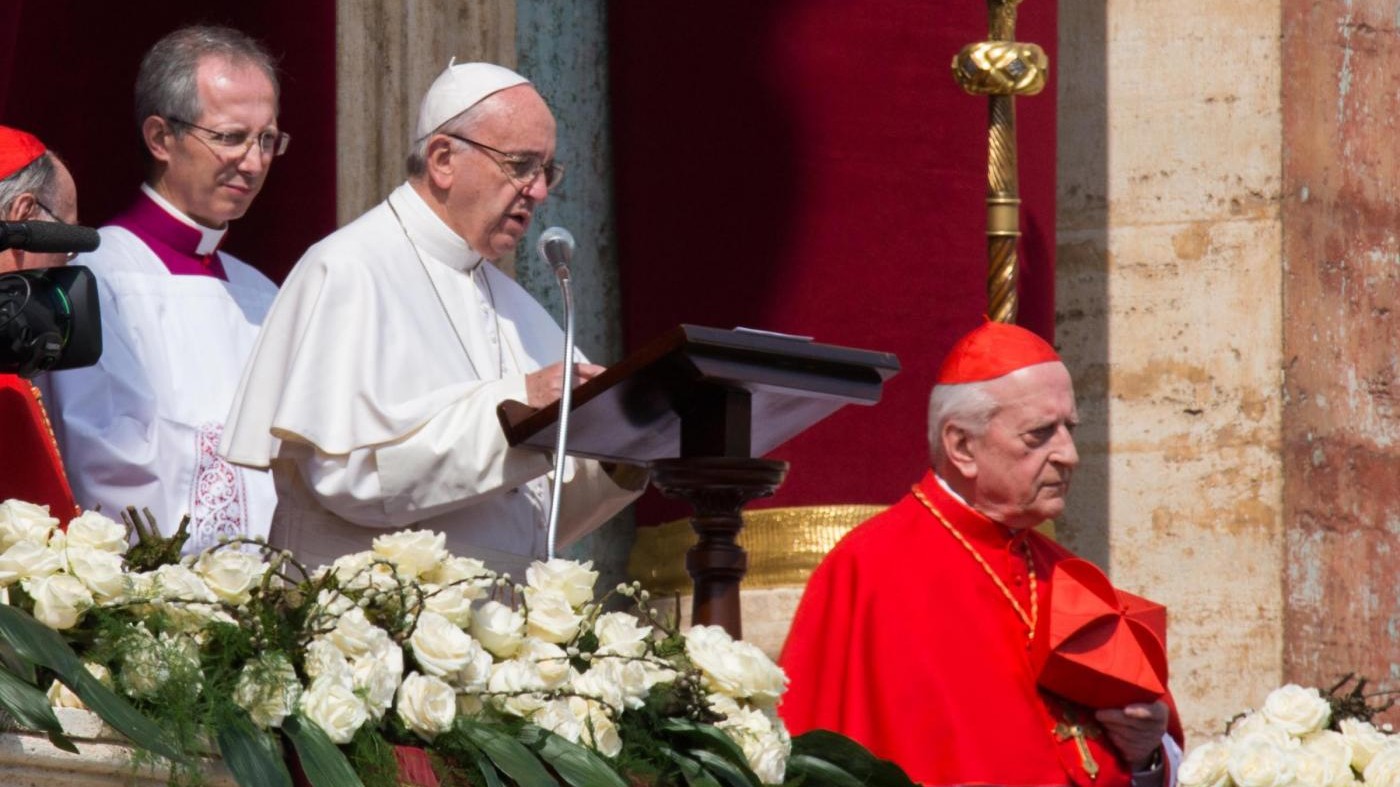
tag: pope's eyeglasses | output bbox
[442,133,564,190]
[166,117,291,160]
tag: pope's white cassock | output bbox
[220,183,643,578]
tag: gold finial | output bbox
[951,0,1048,324]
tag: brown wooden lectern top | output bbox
[497,324,901,462]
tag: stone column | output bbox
[1281,0,1400,691]
[1057,1,1286,739]
[336,0,517,226]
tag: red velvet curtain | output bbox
[609,1,1058,520]
[0,0,337,283]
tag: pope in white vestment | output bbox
[221,183,641,577]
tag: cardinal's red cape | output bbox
[778,471,1183,786]
[0,374,80,522]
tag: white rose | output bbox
[1229,712,1294,748]
[395,672,456,740]
[1261,683,1331,736]
[46,662,110,710]
[571,663,626,713]
[196,550,267,606]
[0,540,62,586]
[516,637,570,690]
[531,698,583,743]
[1301,729,1355,787]
[708,694,790,785]
[1178,740,1232,787]
[525,559,597,608]
[685,625,788,707]
[299,675,369,744]
[64,511,128,554]
[304,637,352,684]
[372,530,448,579]
[353,651,402,720]
[424,556,492,595]
[594,612,651,658]
[488,658,547,717]
[326,552,398,594]
[524,589,583,644]
[64,545,126,600]
[1227,735,1298,787]
[409,611,476,678]
[1365,743,1400,785]
[24,573,93,629]
[149,563,216,603]
[583,656,667,711]
[234,654,302,729]
[575,697,622,758]
[456,635,493,693]
[470,600,524,658]
[311,589,356,624]
[0,500,59,550]
[423,583,475,628]
[328,607,392,660]
[1341,717,1392,770]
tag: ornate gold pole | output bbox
[952,0,1047,323]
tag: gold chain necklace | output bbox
[912,484,1037,643]
[25,382,73,488]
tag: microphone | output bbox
[0,221,101,254]
[537,226,575,281]
[537,226,578,560]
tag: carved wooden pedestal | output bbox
[651,457,788,640]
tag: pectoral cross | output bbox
[1053,709,1101,780]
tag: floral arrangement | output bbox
[1181,677,1400,787]
[0,499,914,787]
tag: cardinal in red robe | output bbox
[0,125,81,522]
[779,321,1184,786]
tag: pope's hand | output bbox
[525,362,605,408]
[1095,700,1168,772]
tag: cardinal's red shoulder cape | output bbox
[778,471,1183,786]
[0,374,79,522]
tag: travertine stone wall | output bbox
[1057,1,1286,740]
[1280,1,1400,689]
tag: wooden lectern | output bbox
[498,325,899,638]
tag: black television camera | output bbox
[0,221,102,378]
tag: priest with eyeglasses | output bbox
[47,26,285,551]
[220,62,645,579]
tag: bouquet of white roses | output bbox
[1181,680,1400,787]
[0,498,912,787]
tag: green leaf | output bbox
[0,639,34,681]
[283,714,364,787]
[459,721,558,786]
[475,757,506,787]
[659,718,757,779]
[216,712,293,787]
[783,754,864,787]
[520,724,628,787]
[790,730,917,787]
[689,747,759,787]
[660,745,724,787]
[0,665,77,752]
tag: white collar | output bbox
[387,182,486,272]
[933,471,972,507]
[140,183,227,256]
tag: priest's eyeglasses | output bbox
[442,133,565,190]
[166,117,292,159]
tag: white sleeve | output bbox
[284,372,643,535]
[285,374,551,528]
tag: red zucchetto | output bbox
[936,319,1061,384]
[0,125,46,180]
